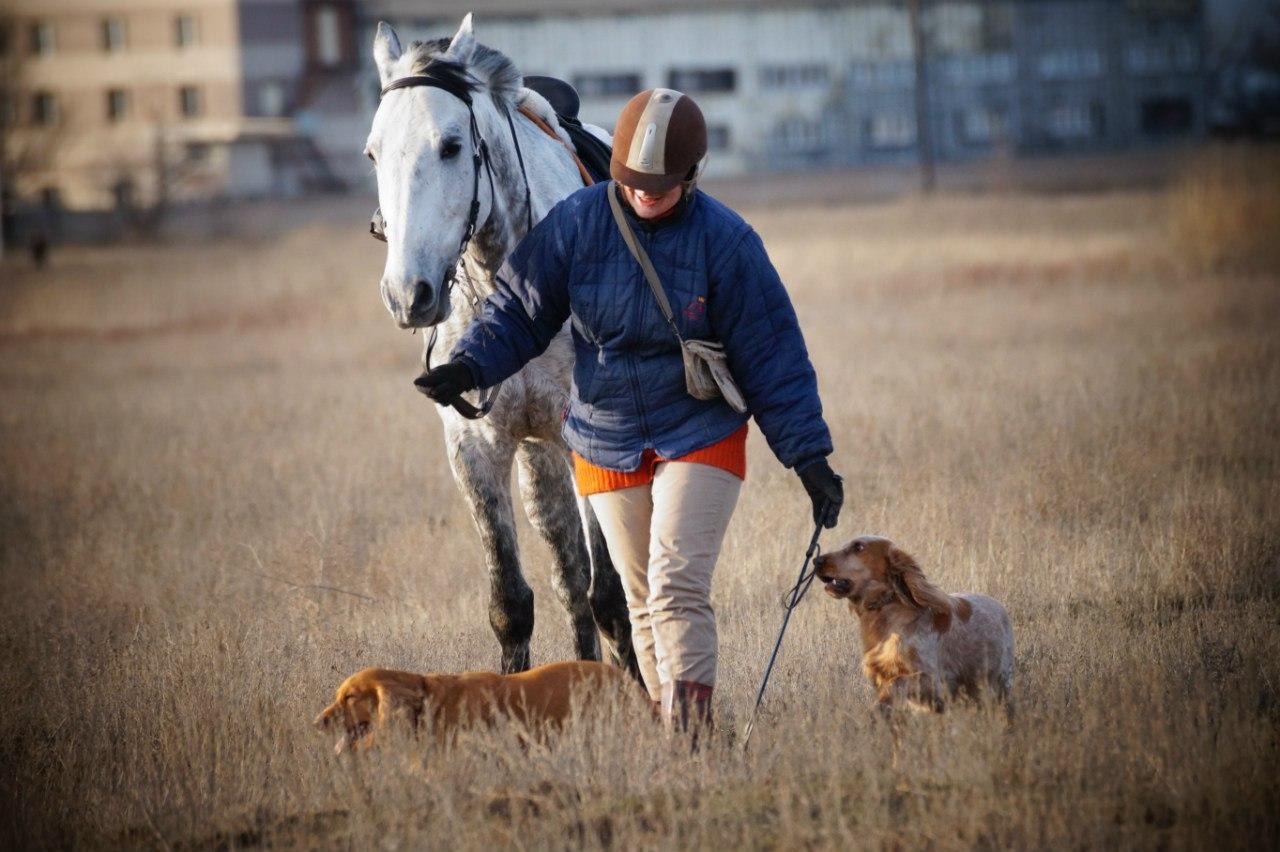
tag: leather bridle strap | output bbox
[380,73,474,104]
[375,69,521,420]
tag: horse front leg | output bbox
[515,440,598,662]
[580,497,642,682]
[447,431,533,674]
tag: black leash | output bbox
[741,521,824,752]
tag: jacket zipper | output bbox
[629,229,654,444]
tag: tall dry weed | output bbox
[1,188,1277,849]
[1167,143,1280,273]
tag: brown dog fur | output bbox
[314,660,641,753]
[815,536,1014,715]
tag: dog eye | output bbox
[365,149,376,164]
[852,541,864,554]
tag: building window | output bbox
[1128,39,1199,76]
[30,21,56,56]
[179,86,200,118]
[314,5,342,68]
[32,91,59,125]
[102,18,127,52]
[1140,97,1192,135]
[866,112,915,149]
[851,61,915,90]
[106,88,129,122]
[258,81,286,116]
[773,117,828,153]
[0,94,14,128]
[668,68,736,94]
[760,64,829,90]
[944,54,1015,85]
[957,107,1006,144]
[0,22,11,56]
[706,124,731,151]
[176,15,198,48]
[1038,48,1103,81]
[573,72,641,98]
[1048,102,1104,140]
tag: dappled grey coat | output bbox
[452,181,833,472]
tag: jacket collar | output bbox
[613,182,698,233]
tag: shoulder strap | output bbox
[607,181,683,342]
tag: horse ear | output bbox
[445,13,477,65]
[373,21,402,87]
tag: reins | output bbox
[741,521,825,752]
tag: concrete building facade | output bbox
[0,0,346,213]
[0,0,1209,218]
[359,0,1208,179]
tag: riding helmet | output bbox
[610,88,707,193]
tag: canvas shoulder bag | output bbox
[607,183,748,414]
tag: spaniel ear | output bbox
[887,545,952,619]
[374,679,428,730]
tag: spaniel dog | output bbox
[314,660,640,753]
[815,536,1014,715]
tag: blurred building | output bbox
[0,0,351,218]
[362,0,1208,176]
[0,0,1210,224]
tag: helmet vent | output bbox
[638,122,658,169]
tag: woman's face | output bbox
[621,183,683,220]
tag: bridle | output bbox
[369,66,535,419]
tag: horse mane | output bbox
[404,37,523,109]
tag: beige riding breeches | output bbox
[587,461,741,701]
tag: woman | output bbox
[416,88,843,732]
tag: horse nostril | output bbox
[412,279,435,310]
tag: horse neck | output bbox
[461,97,582,296]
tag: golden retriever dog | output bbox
[815,536,1014,715]
[314,660,639,753]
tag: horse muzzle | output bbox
[382,277,443,329]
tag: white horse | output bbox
[366,15,637,677]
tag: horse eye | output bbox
[441,139,462,159]
[365,149,376,164]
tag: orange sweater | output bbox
[573,424,748,496]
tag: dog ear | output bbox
[375,679,427,730]
[887,545,952,620]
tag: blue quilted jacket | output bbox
[452,182,833,473]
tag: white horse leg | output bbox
[515,440,598,662]
[446,430,533,674]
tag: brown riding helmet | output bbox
[610,88,707,193]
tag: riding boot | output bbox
[661,680,713,749]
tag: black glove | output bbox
[798,458,843,529]
[413,360,476,405]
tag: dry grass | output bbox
[1167,144,1280,273]
[1,185,1278,849]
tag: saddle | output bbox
[523,76,613,185]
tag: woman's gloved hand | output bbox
[798,459,843,529]
[413,361,477,405]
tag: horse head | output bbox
[366,15,524,329]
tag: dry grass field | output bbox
[2,159,1278,848]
